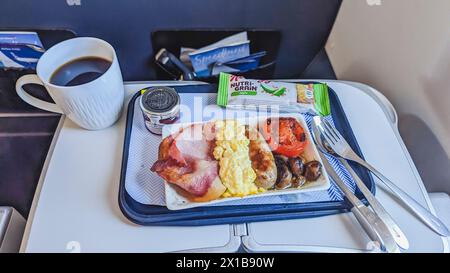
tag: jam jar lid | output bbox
[139,86,180,116]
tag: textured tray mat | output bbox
[125,93,356,206]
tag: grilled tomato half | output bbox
[262,117,308,158]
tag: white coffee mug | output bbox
[15,37,125,130]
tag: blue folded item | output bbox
[226,51,266,65]
[0,31,44,69]
[188,32,250,77]
[210,51,267,76]
[189,42,250,77]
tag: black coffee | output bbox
[50,57,112,86]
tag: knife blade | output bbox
[339,157,409,249]
[318,150,400,253]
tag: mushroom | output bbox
[288,156,306,177]
[275,154,289,163]
[274,155,292,190]
[292,175,306,188]
[304,161,322,181]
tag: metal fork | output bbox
[311,117,409,249]
[317,118,450,237]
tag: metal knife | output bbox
[318,150,400,253]
[339,157,409,249]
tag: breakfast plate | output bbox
[159,113,331,210]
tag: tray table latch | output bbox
[233,224,248,237]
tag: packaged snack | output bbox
[217,73,330,116]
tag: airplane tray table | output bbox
[21,80,447,252]
[118,84,375,226]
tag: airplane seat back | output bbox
[0,0,342,81]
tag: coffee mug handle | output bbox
[15,74,63,114]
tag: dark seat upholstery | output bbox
[0,0,342,218]
[0,0,341,80]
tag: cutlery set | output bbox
[311,116,450,253]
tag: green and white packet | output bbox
[217,73,330,116]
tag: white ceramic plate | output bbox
[162,113,331,210]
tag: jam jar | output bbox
[139,86,180,135]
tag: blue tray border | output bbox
[118,83,375,226]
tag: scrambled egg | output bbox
[213,120,264,197]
